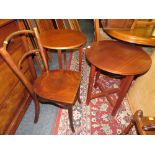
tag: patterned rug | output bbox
[53,50,137,135]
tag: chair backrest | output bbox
[67,19,81,31]
[94,19,100,41]
[54,19,64,29]
[55,19,81,31]
[35,19,54,33]
[0,28,49,97]
[94,19,112,41]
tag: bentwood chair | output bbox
[0,28,81,132]
[122,110,155,135]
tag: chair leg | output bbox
[94,70,100,88]
[33,93,40,123]
[68,105,75,133]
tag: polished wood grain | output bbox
[104,25,155,46]
[34,70,81,104]
[86,40,151,75]
[40,29,87,50]
[39,29,87,71]
[86,40,151,116]
[0,28,81,133]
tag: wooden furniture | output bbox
[0,19,36,134]
[85,40,151,116]
[104,21,155,46]
[103,20,155,134]
[55,19,81,31]
[28,19,53,66]
[55,19,82,70]
[67,19,81,31]
[102,19,134,29]
[130,19,155,30]
[0,28,82,133]
[39,29,87,71]
[122,110,155,135]
[35,19,54,33]
[29,19,84,71]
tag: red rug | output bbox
[53,50,137,135]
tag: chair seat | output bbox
[33,70,81,104]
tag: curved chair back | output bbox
[0,28,49,96]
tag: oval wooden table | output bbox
[39,29,87,71]
[86,40,151,116]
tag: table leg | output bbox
[112,75,134,116]
[57,49,63,70]
[94,70,100,88]
[86,64,96,105]
[79,47,83,72]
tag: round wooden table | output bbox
[86,40,151,116]
[39,29,87,71]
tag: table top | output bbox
[104,25,155,46]
[39,29,87,50]
[86,40,151,76]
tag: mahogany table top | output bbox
[39,29,87,50]
[86,40,151,76]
